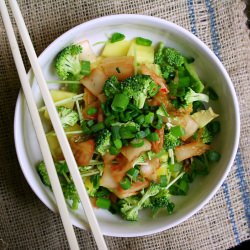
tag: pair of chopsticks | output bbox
[0,1,107,249]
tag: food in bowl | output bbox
[36,32,221,222]
[15,15,239,236]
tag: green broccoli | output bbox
[163,47,185,67]
[150,189,175,215]
[184,88,209,104]
[200,127,213,144]
[164,132,181,150]
[55,161,69,174]
[122,75,159,109]
[37,161,80,209]
[84,174,100,197]
[57,106,79,128]
[103,75,121,97]
[155,43,185,80]
[61,182,80,209]
[55,44,91,93]
[95,129,111,155]
[161,64,175,79]
[119,183,161,221]
[154,42,165,65]
[112,121,140,139]
[133,153,147,166]
[37,160,103,210]
[37,161,51,186]
[200,121,220,144]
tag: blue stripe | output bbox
[235,150,250,228]
[205,1,221,60]
[187,0,197,35]
[221,182,241,244]
[205,0,241,244]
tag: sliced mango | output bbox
[127,40,154,64]
[101,40,131,57]
[46,124,82,161]
[44,90,77,119]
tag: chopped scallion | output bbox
[120,177,131,190]
[113,139,122,149]
[170,125,185,138]
[110,32,125,43]
[87,107,98,115]
[91,122,105,133]
[109,146,120,155]
[206,150,221,162]
[144,112,154,125]
[146,132,159,142]
[160,175,167,187]
[96,197,111,209]
[127,168,139,181]
[135,37,152,46]
[80,60,91,75]
[111,93,129,112]
[130,138,145,148]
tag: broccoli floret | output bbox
[154,42,165,65]
[84,175,100,197]
[133,153,147,166]
[164,132,181,150]
[103,75,121,97]
[155,44,185,68]
[161,64,175,79]
[37,162,51,186]
[200,127,213,144]
[37,161,70,187]
[122,75,159,109]
[55,161,69,174]
[155,44,185,81]
[55,44,86,81]
[112,121,140,139]
[184,88,209,104]
[61,182,80,209]
[57,106,79,128]
[150,189,175,215]
[119,183,161,221]
[95,129,111,155]
[163,47,185,67]
[37,160,81,209]
[200,122,220,144]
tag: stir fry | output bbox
[37,33,221,221]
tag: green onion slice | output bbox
[127,168,139,181]
[170,125,185,138]
[111,93,129,112]
[110,32,125,43]
[146,132,159,142]
[135,37,152,46]
[80,61,91,75]
[130,138,145,148]
[120,177,131,190]
[96,197,111,209]
[91,122,105,133]
[87,107,98,115]
[160,175,167,187]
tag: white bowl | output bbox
[14,14,240,237]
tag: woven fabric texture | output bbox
[0,0,249,249]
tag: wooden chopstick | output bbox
[0,1,79,249]
[1,0,107,249]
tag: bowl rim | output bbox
[14,14,240,237]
